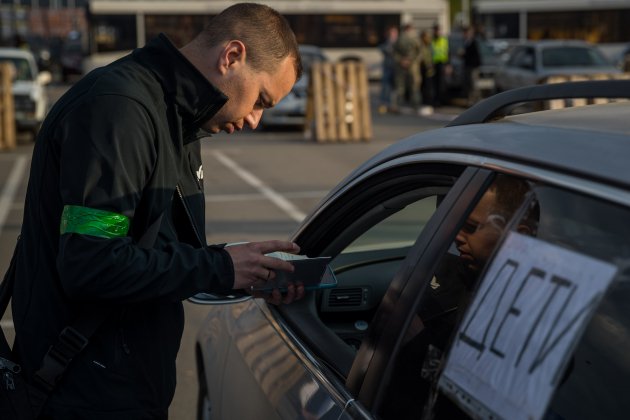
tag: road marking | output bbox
[0,155,27,236]
[212,151,306,222]
[0,320,14,329]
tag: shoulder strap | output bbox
[33,212,165,394]
[0,237,20,364]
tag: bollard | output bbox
[0,63,16,150]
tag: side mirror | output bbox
[37,71,52,85]
[188,292,252,305]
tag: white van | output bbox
[0,48,52,138]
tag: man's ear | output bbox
[218,40,246,75]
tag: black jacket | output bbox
[463,37,481,69]
[11,34,235,418]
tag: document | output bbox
[256,252,337,291]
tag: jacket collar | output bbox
[133,34,228,143]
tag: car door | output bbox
[367,170,630,420]
[196,159,475,419]
[275,162,490,415]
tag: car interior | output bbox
[277,165,463,379]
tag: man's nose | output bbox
[455,230,466,245]
[245,108,263,129]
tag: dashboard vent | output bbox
[328,288,363,307]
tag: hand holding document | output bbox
[256,251,337,292]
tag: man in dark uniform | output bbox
[8,3,305,418]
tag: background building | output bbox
[86,0,449,77]
[474,0,630,42]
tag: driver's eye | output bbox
[461,220,480,234]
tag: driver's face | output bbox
[455,190,504,273]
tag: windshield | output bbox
[0,57,33,81]
[542,46,610,68]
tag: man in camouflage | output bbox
[392,24,422,113]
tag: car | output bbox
[494,40,620,92]
[259,45,327,129]
[0,48,52,138]
[192,79,630,420]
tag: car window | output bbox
[506,47,525,67]
[378,173,630,419]
[344,196,438,253]
[542,46,610,68]
[529,186,630,419]
[323,191,450,352]
[279,166,463,380]
[377,173,536,419]
[0,57,33,81]
[516,48,535,70]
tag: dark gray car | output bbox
[193,80,630,420]
[495,40,620,92]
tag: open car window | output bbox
[277,164,465,381]
[323,194,447,351]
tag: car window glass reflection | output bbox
[344,196,439,253]
[324,189,451,355]
[379,174,538,419]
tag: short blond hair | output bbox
[198,3,302,80]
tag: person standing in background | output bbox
[392,23,421,114]
[378,26,399,114]
[461,25,481,106]
[431,24,449,107]
[419,30,435,115]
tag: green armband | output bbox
[60,205,130,239]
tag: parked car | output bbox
[193,80,630,420]
[259,45,327,129]
[494,40,620,92]
[0,48,51,138]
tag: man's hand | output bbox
[251,282,306,305]
[224,240,305,304]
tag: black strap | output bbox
[0,237,20,364]
[33,212,165,394]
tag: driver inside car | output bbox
[380,174,539,420]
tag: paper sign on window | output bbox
[439,232,617,420]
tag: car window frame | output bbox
[350,166,494,409]
[273,162,471,386]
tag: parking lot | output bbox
[0,82,460,419]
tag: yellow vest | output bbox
[432,36,449,64]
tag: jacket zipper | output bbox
[175,184,205,247]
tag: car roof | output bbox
[518,40,598,49]
[344,101,630,192]
[0,47,35,59]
